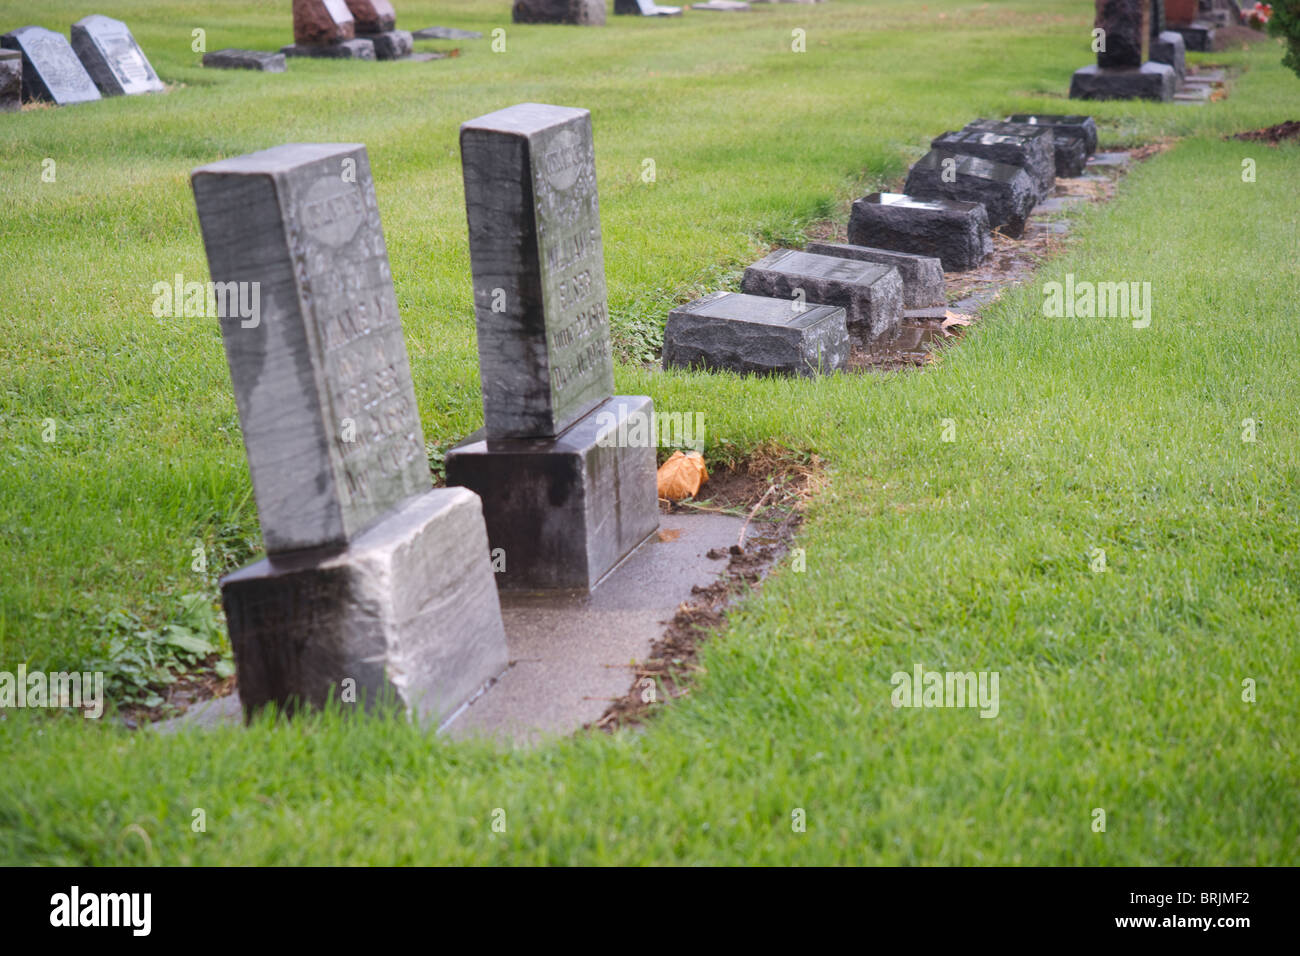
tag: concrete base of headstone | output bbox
[281,38,376,59]
[904,150,1037,238]
[663,292,849,376]
[221,487,510,725]
[369,30,413,59]
[848,192,992,272]
[805,242,945,309]
[0,50,19,112]
[203,49,288,71]
[446,396,659,592]
[932,129,1056,202]
[741,249,903,342]
[1170,23,1215,52]
[1069,62,1176,102]
[512,0,607,24]
[1150,31,1187,80]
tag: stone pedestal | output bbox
[446,396,659,591]
[1069,61,1176,102]
[663,292,849,377]
[848,192,992,272]
[222,488,509,723]
[904,150,1037,238]
[741,249,902,341]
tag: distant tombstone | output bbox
[1001,115,1098,175]
[1097,0,1149,68]
[1071,1,1175,101]
[741,249,903,341]
[1150,30,1186,79]
[447,103,658,591]
[190,142,508,723]
[294,0,356,45]
[0,26,101,106]
[663,292,849,377]
[344,0,397,33]
[848,192,992,272]
[931,127,1056,202]
[71,15,164,96]
[904,150,1037,238]
[512,0,606,25]
[203,49,288,72]
[0,49,20,112]
[615,0,684,15]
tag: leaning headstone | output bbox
[191,142,508,724]
[70,15,163,96]
[904,150,1037,238]
[0,26,101,106]
[848,192,992,272]
[512,0,606,25]
[447,103,658,591]
[1150,30,1186,79]
[285,0,377,58]
[664,292,848,377]
[343,0,411,59]
[806,242,945,309]
[741,250,903,341]
[1070,0,1175,101]
[615,0,684,14]
[203,49,288,72]
[932,128,1056,202]
[0,49,20,112]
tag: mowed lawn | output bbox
[1,0,1298,864]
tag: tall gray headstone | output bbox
[448,103,658,591]
[191,143,509,723]
[71,15,164,96]
[0,26,101,106]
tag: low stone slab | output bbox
[663,292,849,377]
[903,150,1037,238]
[1170,23,1214,52]
[222,487,509,725]
[281,38,376,59]
[512,0,606,24]
[0,49,20,112]
[1069,62,1176,103]
[71,15,164,96]
[932,128,1056,201]
[1000,115,1095,177]
[1004,113,1098,156]
[203,49,287,72]
[806,242,945,309]
[616,0,684,12]
[446,395,660,591]
[411,26,484,39]
[848,192,992,272]
[0,25,101,106]
[740,249,903,341]
[1150,30,1186,80]
[691,1,751,9]
[369,30,413,59]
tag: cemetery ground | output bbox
[2,0,1299,864]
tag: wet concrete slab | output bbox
[153,510,746,745]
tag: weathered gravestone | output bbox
[203,49,288,72]
[848,192,992,272]
[615,0,684,15]
[805,242,945,310]
[663,292,849,377]
[513,0,606,25]
[191,142,508,722]
[931,128,1056,202]
[904,150,1037,238]
[741,249,903,341]
[343,0,412,59]
[1002,114,1098,176]
[284,0,376,58]
[0,26,101,106]
[0,49,20,112]
[1070,0,1175,101]
[446,104,658,591]
[70,15,164,97]
[1150,30,1186,80]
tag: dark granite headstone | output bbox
[1003,114,1098,157]
[805,242,945,309]
[663,292,848,376]
[70,15,164,96]
[0,49,20,112]
[903,150,1037,238]
[513,0,606,24]
[932,128,1056,201]
[0,25,101,106]
[448,103,657,591]
[293,0,355,45]
[191,142,509,724]
[1096,0,1149,68]
[740,249,903,341]
[369,30,413,59]
[847,192,992,272]
[203,49,288,72]
[1150,30,1186,79]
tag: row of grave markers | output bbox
[1,16,161,110]
[661,114,1099,378]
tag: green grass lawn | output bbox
[2,0,1299,864]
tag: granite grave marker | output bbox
[1070,0,1175,101]
[0,49,20,112]
[741,249,903,341]
[805,242,945,309]
[0,25,101,106]
[903,150,1037,238]
[70,15,163,96]
[847,192,992,272]
[932,128,1056,202]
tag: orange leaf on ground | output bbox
[941,310,975,330]
[657,451,708,501]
